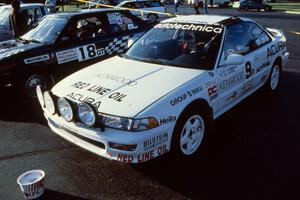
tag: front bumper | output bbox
[44,110,171,163]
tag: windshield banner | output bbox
[154,23,223,34]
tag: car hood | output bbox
[52,56,205,118]
[0,39,44,60]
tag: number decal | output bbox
[79,47,85,60]
[87,45,96,58]
[78,44,105,61]
[245,62,252,79]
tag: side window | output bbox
[106,12,139,34]
[124,2,134,8]
[222,22,252,60]
[26,8,43,28]
[134,2,144,8]
[144,1,161,7]
[248,22,271,48]
[65,16,108,41]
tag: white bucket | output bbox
[17,170,45,199]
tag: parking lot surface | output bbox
[1,6,300,200]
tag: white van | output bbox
[116,0,167,24]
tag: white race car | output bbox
[38,15,289,163]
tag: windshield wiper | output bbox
[19,37,45,44]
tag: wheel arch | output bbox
[177,98,213,122]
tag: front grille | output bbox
[60,125,106,150]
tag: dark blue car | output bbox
[0,9,150,97]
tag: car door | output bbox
[247,22,273,89]
[216,22,255,113]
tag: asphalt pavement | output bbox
[0,7,300,200]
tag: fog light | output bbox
[44,91,55,114]
[108,142,137,151]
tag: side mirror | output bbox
[127,38,137,48]
[60,36,71,43]
[221,54,245,66]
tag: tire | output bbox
[147,14,158,24]
[23,73,54,98]
[243,5,249,10]
[171,105,214,159]
[264,62,281,94]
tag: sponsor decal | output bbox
[219,72,244,90]
[127,23,137,30]
[267,41,285,58]
[70,81,127,102]
[256,61,271,73]
[241,80,254,95]
[138,144,168,163]
[117,154,134,163]
[143,132,168,151]
[24,54,50,64]
[160,116,176,125]
[71,81,91,90]
[66,93,101,111]
[97,73,137,86]
[56,49,78,64]
[226,91,238,102]
[107,13,122,25]
[170,86,203,106]
[154,23,223,34]
[208,85,217,101]
[116,144,168,163]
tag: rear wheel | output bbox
[264,62,281,93]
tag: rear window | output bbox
[106,12,140,33]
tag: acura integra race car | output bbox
[0,9,149,97]
[38,15,289,163]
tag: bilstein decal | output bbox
[143,132,169,151]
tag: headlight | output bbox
[36,85,44,108]
[101,115,158,131]
[57,97,73,122]
[43,91,55,114]
[78,103,96,127]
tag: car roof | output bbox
[1,3,44,9]
[51,8,126,18]
[162,15,246,26]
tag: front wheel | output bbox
[171,106,213,158]
[23,73,53,98]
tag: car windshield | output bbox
[125,22,223,70]
[21,16,68,44]
[0,7,10,30]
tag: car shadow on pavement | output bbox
[0,88,46,124]
[40,189,89,200]
[133,71,300,200]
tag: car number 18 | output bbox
[78,44,105,61]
